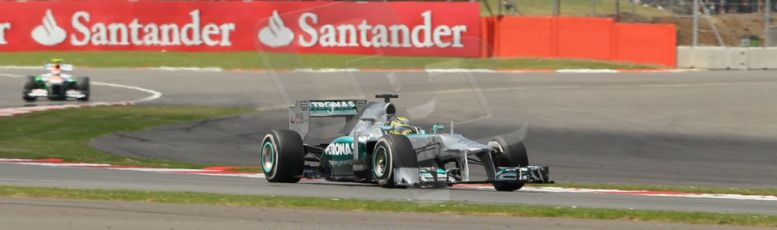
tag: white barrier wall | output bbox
[677,46,777,70]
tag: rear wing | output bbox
[289,99,368,140]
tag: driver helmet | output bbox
[50,58,64,75]
[389,116,416,135]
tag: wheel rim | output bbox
[261,140,275,174]
[374,146,388,177]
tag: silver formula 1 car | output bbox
[260,94,550,191]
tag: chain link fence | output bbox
[481,0,776,46]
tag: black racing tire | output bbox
[76,77,90,101]
[22,76,37,102]
[260,130,305,183]
[491,136,529,192]
[372,134,417,188]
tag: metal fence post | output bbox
[553,0,560,16]
[693,0,699,46]
[767,0,772,46]
[592,0,597,16]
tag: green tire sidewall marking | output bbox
[262,140,275,174]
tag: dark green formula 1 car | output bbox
[23,61,90,102]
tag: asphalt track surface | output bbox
[1,68,777,221]
[54,68,777,188]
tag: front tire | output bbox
[491,136,528,192]
[76,77,90,101]
[22,76,37,102]
[260,130,305,183]
[372,134,417,188]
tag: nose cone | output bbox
[438,134,491,152]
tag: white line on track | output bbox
[0,159,264,178]
[425,69,496,73]
[555,69,620,73]
[0,73,22,78]
[151,66,224,72]
[294,68,360,73]
[467,185,777,202]
[0,66,40,70]
[91,81,162,103]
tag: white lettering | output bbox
[310,101,356,109]
[298,13,318,47]
[0,23,9,45]
[320,25,336,47]
[371,25,388,48]
[358,20,371,48]
[129,19,142,45]
[410,11,433,48]
[291,11,468,49]
[218,24,235,46]
[91,23,108,45]
[451,25,466,48]
[108,23,129,45]
[181,10,202,46]
[326,142,353,156]
[336,24,357,47]
[65,10,233,47]
[70,12,90,46]
[433,26,451,48]
[159,24,180,46]
[143,23,159,45]
[201,24,220,46]
[389,25,410,48]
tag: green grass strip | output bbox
[0,106,251,168]
[0,185,775,227]
[0,51,655,70]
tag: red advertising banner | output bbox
[0,1,482,57]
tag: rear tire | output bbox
[491,136,528,192]
[260,130,305,183]
[22,76,37,102]
[372,134,417,188]
[76,77,90,101]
